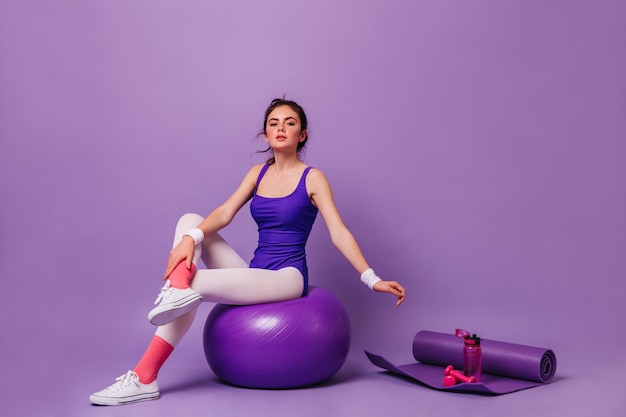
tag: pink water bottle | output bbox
[463,334,482,382]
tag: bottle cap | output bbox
[455,328,471,338]
[464,333,481,345]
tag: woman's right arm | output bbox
[164,165,263,277]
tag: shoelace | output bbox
[112,370,138,391]
[153,280,174,305]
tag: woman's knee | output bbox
[176,213,203,230]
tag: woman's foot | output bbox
[89,370,159,406]
[148,280,202,325]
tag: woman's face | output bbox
[264,105,307,152]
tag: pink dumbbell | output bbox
[443,375,457,387]
[443,365,477,385]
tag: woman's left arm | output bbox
[307,169,406,306]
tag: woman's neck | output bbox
[271,153,303,174]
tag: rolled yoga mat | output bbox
[365,330,557,395]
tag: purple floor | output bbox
[2,300,624,417]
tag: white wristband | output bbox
[360,268,382,290]
[184,228,204,246]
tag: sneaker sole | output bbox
[148,295,203,326]
[89,391,160,406]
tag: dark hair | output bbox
[258,97,309,164]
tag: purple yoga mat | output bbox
[366,330,557,395]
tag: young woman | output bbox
[89,98,406,406]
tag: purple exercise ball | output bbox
[203,286,351,389]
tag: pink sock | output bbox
[168,262,197,289]
[133,336,174,384]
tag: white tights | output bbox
[155,213,304,347]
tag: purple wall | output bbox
[1,1,625,416]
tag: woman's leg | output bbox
[146,214,304,379]
[141,214,303,371]
[90,214,303,405]
[165,213,205,288]
[148,212,254,324]
[157,212,303,307]
[154,212,304,343]
[190,266,303,305]
[153,267,304,356]
[153,212,254,346]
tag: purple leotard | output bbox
[249,164,318,295]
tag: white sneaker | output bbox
[89,370,159,406]
[148,280,202,325]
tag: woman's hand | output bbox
[164,236,195,279]
[373,280,406,306]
